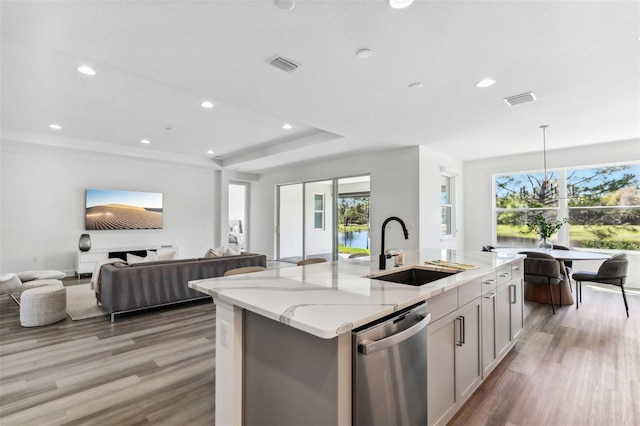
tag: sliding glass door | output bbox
[277,175,370,263]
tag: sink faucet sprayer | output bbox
[379,216,409,270]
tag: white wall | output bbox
[463,139,640,287]
[249,146,463,260]
[419,145,463,250]
[1,140,217,275]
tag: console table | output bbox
[75,246,178,277]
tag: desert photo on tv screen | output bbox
[85,189,163,230]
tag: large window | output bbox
[495,163,639,250]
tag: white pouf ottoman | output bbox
[20,286,67,327]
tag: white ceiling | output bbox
[2,1,639,173]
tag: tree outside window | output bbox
[567,165,639,250]
[495,171,560,246]
[495,164,639,251]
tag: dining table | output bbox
[491,247,611,306]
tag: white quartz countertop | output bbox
[189,248,523,339]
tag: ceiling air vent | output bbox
[269,56,300,73]
[503,92,537,106]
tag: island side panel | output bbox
[243,310,352,426]
[215,300,244,426]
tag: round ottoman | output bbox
[20,286,67,327]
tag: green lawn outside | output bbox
[338,246,370,255]
[497,224,640,250]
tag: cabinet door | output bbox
[495,283,512,360]
[455,299,482,402]
[427,315,456,426]
[481,292,496,376]
[510,279,524,339]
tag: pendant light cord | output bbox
[540,125,548,182]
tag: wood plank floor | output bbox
[450,283,640,426]
[1,280,638,425]
[0,280,216,426]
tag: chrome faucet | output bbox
[379,216,409,270]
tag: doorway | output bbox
[276,175,370,263]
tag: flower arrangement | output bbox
[527,213,569,240]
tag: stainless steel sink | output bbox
[369,267,460,286]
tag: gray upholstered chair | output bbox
[0,273,22,305]
[521,251,564,314]
[348,253,369,259]
[296,258,327,266]
[552,245,573,288]
[223,266,266,276]
[572,253,629,317]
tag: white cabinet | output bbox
[428,259,524,426]
[427,297,481,426]
[455,299,482,401]
[481,260,524,378]
[76,251,108,276]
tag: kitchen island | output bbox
[189,248,524,426]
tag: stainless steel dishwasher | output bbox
[353,302,430,426]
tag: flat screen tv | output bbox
[85,188,163,230]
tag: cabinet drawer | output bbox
[480,271,497,294]
[511,260,524,280]
[426,289,458,322]
[458,279,481,307]
[496,265,512,286]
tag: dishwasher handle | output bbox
[358,312,431,355]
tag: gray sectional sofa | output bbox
[98,252,266,321]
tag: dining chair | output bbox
[296,258,327,266]
[572,253,629,317]
[552,245,573,290]
[521,252,564,314]
[223,266,266,276]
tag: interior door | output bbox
[277,183,303,262]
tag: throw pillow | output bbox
[204,248,219,258]
[157,249,177,260]
[127,253,146,264]
[223,246,239,256]
[145,250,159,262]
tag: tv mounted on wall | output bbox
[85,188,163,230]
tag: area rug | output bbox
[66,283,106,320]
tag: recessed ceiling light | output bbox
[408,82,423,89]
[356,49,373,59]
[49,123,62,130]
[140,139,151,144]
[475,78,496,88]
[201,101,214,109]
[274,0,295,10]
[282,123,293,130]
[388,0,414,9]
[76,65,96,76]
[206,150,215,155]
